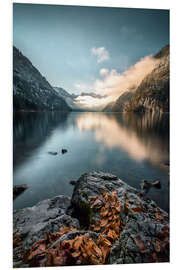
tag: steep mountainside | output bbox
[125,45,169,113]
[102,102,115,112]
[53,87,81,110]
[13,47,71,111]
[103,45,169,113]
[111,91,134,112]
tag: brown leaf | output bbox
[134,235,147,254]
[97,235,112,247]
[131,207,144,214]
[115,203,121,213]
[101,246,111,263]
[73,235,84,250]
[155,211,164,221]
[71,251,81,258]
[100,218,109,227]
[100,207,109,217]
[107,229,118,241]
[153,239,161,253]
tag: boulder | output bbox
[13,172,169,266]
[13,195,80,266]
[69,172,169,263]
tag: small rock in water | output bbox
[48,151,58,155]
[61,148,68,154]
[140,179,161,194]
[70,180,77,186]
[141,180,152,191]
[13,184,28,200]
[152,180,161,189]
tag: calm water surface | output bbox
[13,112,169,212]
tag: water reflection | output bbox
[76,112,169,169]
[13,111,169,212]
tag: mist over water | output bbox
[13,111,169,212]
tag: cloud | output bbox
[74,54,160,109]
[74,95,113,110]
[99,68,109,76]
[91,47,110,63]
[94,55,160,99]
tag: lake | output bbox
[13,111,169,212]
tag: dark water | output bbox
[13,111,169,212]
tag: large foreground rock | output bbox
[13,172,169,266]
[69,172,169,263]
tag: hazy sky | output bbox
[13,3,169,94]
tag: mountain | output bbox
[125,45,169,113]
[102,102,115,112]
[103,91,134,112]
[13,47,71,111]
[53,86,82,110]
[103,45,169,113]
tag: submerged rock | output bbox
[141,179,161,194]
[13,184,28,200]
[48,151,58,155]
[61,148,68,154]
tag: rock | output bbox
[140,180,161,194]
[61,148,68,154]
[13,195,80,251]
[13,184,28,200]
[13,172,169,266]
[152,180,161,189]
[69,172,169,263]
[70,180,77,185]
[48,151,58,155]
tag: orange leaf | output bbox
[100,218,109,227]
[131,207,144,213]
[134,235,147,254]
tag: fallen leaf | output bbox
[134,235,147,254]
[100,218,109,227]
[131,207,144,213]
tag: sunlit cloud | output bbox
[94,56,160,99]
[74,95,113,110]
[91,47,110,63]
[99,68,109,76]
[74,54,160,109]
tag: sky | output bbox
[13,4,169,96]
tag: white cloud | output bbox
[94,56,160,99]
[74,54,160,109]
[99,68,109,76]
[91,47,110,63]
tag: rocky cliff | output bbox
[13,47,71,111]
[103,45,169,113]
[125,45,169,113]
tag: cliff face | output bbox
[125,45,169,113]
[111,92,134,112]
[103,45,169,113]
[13,47,71,111]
